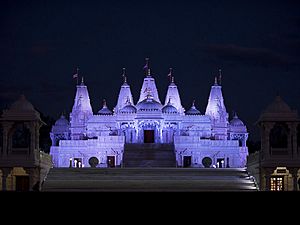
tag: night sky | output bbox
[1,0,300,140]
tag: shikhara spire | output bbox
[164,68,184,114]
[138,59,161,103]
[115,68,134,113]
[205,76,227,121]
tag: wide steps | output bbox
[123,144,176,167]
[42,168,258,192]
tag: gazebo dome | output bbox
[264,95,292,113]
[10,95,35,112]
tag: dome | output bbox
[98,100,113,115]
[10,95,35,112]
[120,101,137,114]
[55,114,69,126]
[264,95,291,113]
[230,113,244,126]
[136,95,162,112]
[162,99,178,114]
[185,101,201,115]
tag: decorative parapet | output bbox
[174,136,239,147]
[60,136,125,147]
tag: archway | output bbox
[269,123,288,148]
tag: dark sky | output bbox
[1,0,300,140]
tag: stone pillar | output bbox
[264,168,274,191]
[1,168,12,191]
[289,168,299,191]
[24,167,40,191]
[291,123,298,157]
[263,123,274,159]
[2,129,8,156]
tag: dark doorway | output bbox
[183,156,192,168]
[144,130,155,143]
[107,156,115,168]
[74,158,82,168]
[16,176,30,192]
[217,158,225,168]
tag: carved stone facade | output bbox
[0,95,52,191]
[50,63,249,168]
[247,95,300,191]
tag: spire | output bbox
[103,99,107,108]
[115,70,134,113]
[232,111,238,119]
[214,76,218,86]
[81,76,84,85]
[164,67,184,114]
[205,76,228,122]
[192,99,196,108]
[122,68,127,83]
[138,59,161,103]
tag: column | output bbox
[2,129,8,156]
[289,168,299,191]
[292,124,298,157]
[264,168,274,191]
[1,168,12,191]
[24,167,39,191]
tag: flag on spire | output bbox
[73,67,79,85]
[168,68,173,82]
[218,68,222,85]
[143,58,149,70]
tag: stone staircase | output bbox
[42,168,258,192]
[123,144,176,167]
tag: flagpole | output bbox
[77,67,79,85]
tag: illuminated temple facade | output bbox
[50,66,248,168]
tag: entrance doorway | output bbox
[107,156,115,168]
[270,176,284,191]
[74,158,83,168]
[217,158,225,168]
[15,176,29,192]
[183,156,192,168]
[144,130,155,143]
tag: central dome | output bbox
[136,95,162,112]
